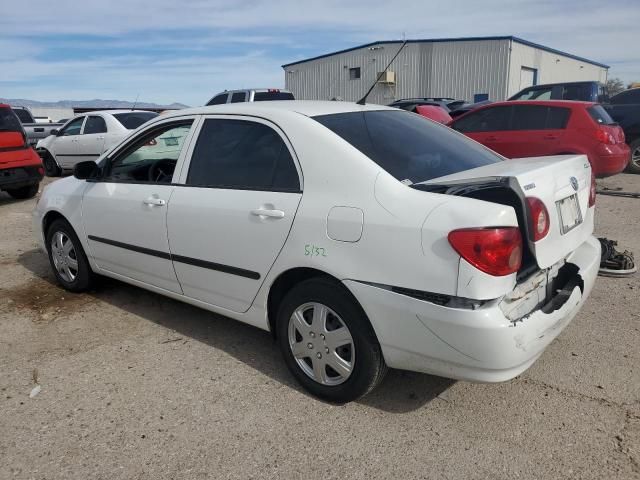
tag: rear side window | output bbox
[230,92,247,103]
[83,116,107,134]
[610,88,640,105]
[451,106,512,133]
[113,112,158,129]
[253,91,295,101]
[186,119,299,191]
[314,110,501,184]
[510,105,570,130]
[588,105,616,125]
[207,94,229,105]
[0,107,23,132]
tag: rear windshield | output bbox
[313,110,502,184]
[587,105,616,125]
[113,112,158,129]
[0,107,23,132]
[11,108,33,123]
[253,91,295,101]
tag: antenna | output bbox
[356,39,407,105]
[131,93,140,111]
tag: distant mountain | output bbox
[0,98,190,109]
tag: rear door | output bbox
[76,115,107,162]
[53,116,85,168]
[167,116,302,313]
[451,105,514,156]
[509,105,569,157]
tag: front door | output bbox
[76,115,107,162]
[82,119,196,293]
[167,116,302,313]
[54,116,85,169]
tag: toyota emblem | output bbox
[570,177,579,191]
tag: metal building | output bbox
[282,36,609,104]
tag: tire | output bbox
[45,218,95,292]
[42,151,62,177]
[7,184,39,199]
[625,139,640,174]
[276,278,387,402]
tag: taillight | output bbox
[594,127,616,145]
[526,197,550,242]
[589,171,596,207]
[448,227,522,276]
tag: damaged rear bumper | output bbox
[344,235,600,382]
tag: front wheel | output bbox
[46,219,95,292]
[276,278,387,402]
[626,139,640,174]
[42,152,62,177]
[7,184,39,199]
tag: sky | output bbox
[1,0,638,106]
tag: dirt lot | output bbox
[1,175,638,480]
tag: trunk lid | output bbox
[420,154,594,270]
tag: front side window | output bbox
[512,87,552,101]
[314,110,501,184]
[102,121,193,183]
[60,117,85,136]
[83,116,107,134]
[230,92,247,103]
[451,106,512,133]
[186,119,299,191]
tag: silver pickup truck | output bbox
[11,107,64,148]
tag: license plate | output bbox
[556,194,583,234]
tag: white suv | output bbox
[206,88,294,105]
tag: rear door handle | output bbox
[543,135,558,140]
[251,208,285,218]
[485,136,498,141]
[143,197,166,206]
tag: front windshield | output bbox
[313,110,501,184]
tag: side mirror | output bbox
[73,161,99,180]
[51,129,59,136]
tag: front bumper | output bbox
[344,235,600,382]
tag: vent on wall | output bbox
[377,71,396,85]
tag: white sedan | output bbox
[36,110,158,176]
[33,101,600,402]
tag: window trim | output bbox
[93,116,200,185]
[174,114,304,193]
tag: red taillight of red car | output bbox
[589,171,596,207]
[594,127,617,145]
[526,197,550,241]
[448,227,522,276]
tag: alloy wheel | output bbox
[50,231,78,283]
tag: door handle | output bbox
[485,136,498,142]
[543,135,558,140]
[251,208,285,218]
[143,197,166,206]
[97,136,105,140]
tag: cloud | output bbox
[0,0,638,104]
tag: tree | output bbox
[606,78,625,96]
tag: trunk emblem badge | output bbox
[570,177,579,191]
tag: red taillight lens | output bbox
[448,227,522,276]
[589,171,596,207]
[526,197,550,242]
[594,127,616,145]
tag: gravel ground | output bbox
[1,175,638,480]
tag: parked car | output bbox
[11,106,63,148]
[34,101,600,402]
[509,81,608,103]
[604,88,640,174]
[415,104,452,124]
[205,88,294,106]
[449,100,629,177]
[388,97,462,113]
[0,104,44,199]
[36,110,158,176]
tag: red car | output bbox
[0,104,44,199]
[449,100,630,177]
[415,104,452,124]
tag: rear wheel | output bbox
[626,139,640,174]
[7,184,39,199]
[46,219,95,292]
[42,151,62,177]
[276,278,387,402]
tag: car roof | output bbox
[482,100,595,108]
[76,109,157,116]
[519,81,601,89]
[157,100,395,119]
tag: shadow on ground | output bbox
[17,248,454,413]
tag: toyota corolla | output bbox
[33,101,600,402]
